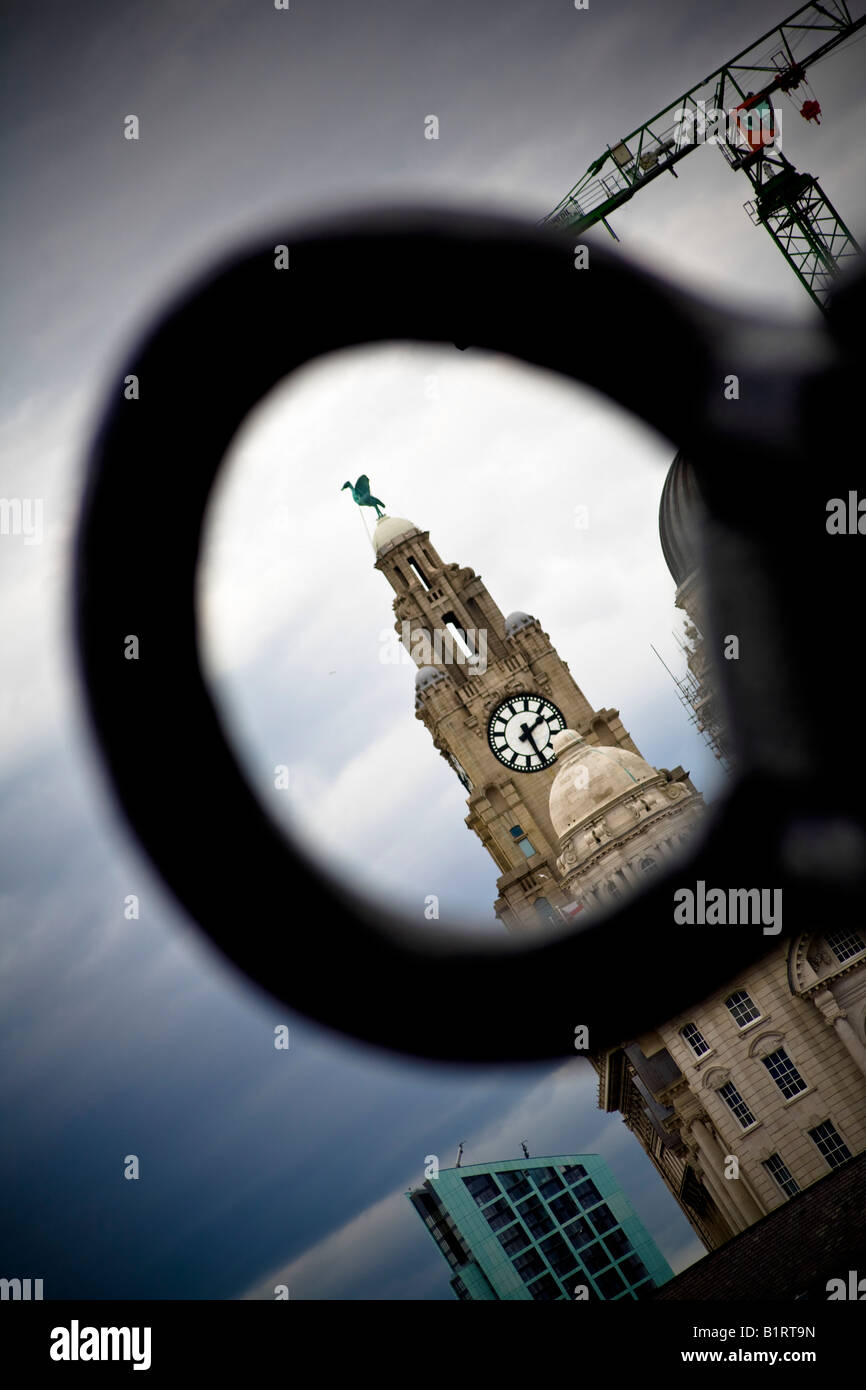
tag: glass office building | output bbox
[407,1154,672,1300]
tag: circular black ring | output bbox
[76,206,800,1063]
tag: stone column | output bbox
[813,988,866,1078]
[690,1117,763,1228]
[687,1121,747,1234]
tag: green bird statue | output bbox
[341,475,386,518]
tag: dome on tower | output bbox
[505,611,535,636]
[373,515,419,553]
[548,729,658,837]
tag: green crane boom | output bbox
[542,0,865,310]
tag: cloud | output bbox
[239,1057,702,1299]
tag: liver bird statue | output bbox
[341,475,386,518]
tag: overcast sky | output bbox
[2,0,865,1299]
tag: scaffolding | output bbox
[651,638,731,772]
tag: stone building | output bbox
[546,727,704,921]
[547,737,866,1249]
[371,510,701,932]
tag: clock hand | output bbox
[518,714,549,749]
[518,722,541,755]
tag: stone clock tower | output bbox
[371,510,701,932]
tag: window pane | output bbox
[496,1170,531,1201]
[725,990,760,1028]
[462,1174,499,1205]
[620,1254,648,1285]
[809,1121,852,1170]
[718,1080,757,1127]
[581,1242,610,1275]
[528,1273,561,1301]
[560,1164,587,1184]
[589,1203,616,1234]
[603,1228,633,1261]
[516,1194,554,1238]
[761,1048,807,1100]
[825,928,865,963]
[549,1192,579,1225]
[681,1022,710,1057]
[513,1248,545,1284]
[497,1221,530,1257]
[531,1166,564,1196]
[762,1154,800,1198]
[563,1216,594,1251]
[573,1178,602,1208]
[596,1266,627,1299]
[483,1197,515,1232]
[540,1233,577,1278]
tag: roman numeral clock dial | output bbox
[486,694,566,772]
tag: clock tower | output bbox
[371,509,699,932]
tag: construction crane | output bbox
[542,0,865,310]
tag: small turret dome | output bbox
[505,611,535,636]
[374,515,419,553]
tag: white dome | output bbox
[548,730,658,837]
[373,515,418,552]
[415,665,446,693]
[505,611,535,636]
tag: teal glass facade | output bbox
[407,1154,672,1300]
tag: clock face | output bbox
[487,693,566,772]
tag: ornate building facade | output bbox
[582,926,866,1251]
[371,510,701,932]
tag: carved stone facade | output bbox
[589,930,866,1251]
[547,729,704,920]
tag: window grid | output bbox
[718,1080,757,1128]
[681,1022,710,1058]
[761,1048,807,1100]
[825,928,866,963]
[809,1121,852,1170]
[762,1154,800,1198]
[485,1163,663,1299]
[725,990,760,1028]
